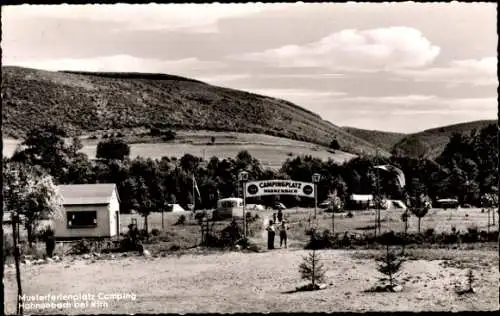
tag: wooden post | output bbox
[161,207,165,231]
[487,208,490,234]
[13,214,23,315]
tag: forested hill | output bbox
[341,127,406,152]
[1,66,387,156]
[391,120,497,158]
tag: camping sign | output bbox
[245,180,315,197]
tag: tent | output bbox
[387,200,407,210]
[168,204,186,212]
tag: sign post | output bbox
[312,174,321,221]
[244,179,317,228]
[239,171,249,239]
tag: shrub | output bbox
[42,227,56,257]
[162,130,176,141]
[175,215,186,225]
[151,228,161,236]
[69,239,92,255]
[346,211,353,218]
[150,128,162,136]
[169,244,181,251]
[305,228,332,250]
[425,228,435,237]
[195,211,207,225]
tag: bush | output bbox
[175,215,186,225]
[195,211,207,224]
[151,228,161,236]
[162,130,176,141]
[150,127,162,137]
[425,228,435,237]
[169,244,181,251]
[69,239,93,255]
[305,228,332,250]
[347,211,353,218]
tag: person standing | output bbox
[266,220,276,250]
[277,209,283,223]
[279,220,289,248]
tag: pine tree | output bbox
[299,250,326,290]
[376,244,404,290]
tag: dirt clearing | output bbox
[4,248,498,314]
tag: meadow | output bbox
[121,206,498,247]
[2,131,356,169]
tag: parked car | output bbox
[319,200,332,209]
[267,202,286,211]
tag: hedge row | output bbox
[305,228,499,250]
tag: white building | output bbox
[53,184,120,240]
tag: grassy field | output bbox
[4,247,498,313]
[3,131,356,169]
[284,207,498,243]
[119,207,498,249]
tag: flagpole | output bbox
[192,172,195,212]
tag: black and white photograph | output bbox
[1,2,498,314]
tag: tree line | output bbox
[4,123,498,218]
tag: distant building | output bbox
[53,183,121,240]
[346,194,373,210]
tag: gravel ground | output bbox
[4,248,498,314]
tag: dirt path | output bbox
[252,212,306,251]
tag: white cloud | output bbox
[393,57,498,86]
[339,95,497,113]
[342,95,438,105]
[196,74,251,84]
[244,88,347,99]
[3,55,226,75]
[3,3,276,33]
[232,26,440,71]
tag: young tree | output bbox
[134,177,152,233]
[299,250,326,290]
[376,244,404,291]
[96,138,130,161]
[3,162,64,247]
[3,161,63,314]
[409,194,431,233]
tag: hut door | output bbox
[115,211,119,235]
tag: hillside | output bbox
[341,126,406,152]
[1,66,387,156]
[392,120,497,158]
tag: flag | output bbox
[193,174,202,203]
[374,164,406,188]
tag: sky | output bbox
[2,3,498,133]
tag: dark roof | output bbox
[57,183,119,205]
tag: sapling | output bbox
[455,269,476,295]
[299,250,326,290]
[375,244,404,291]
